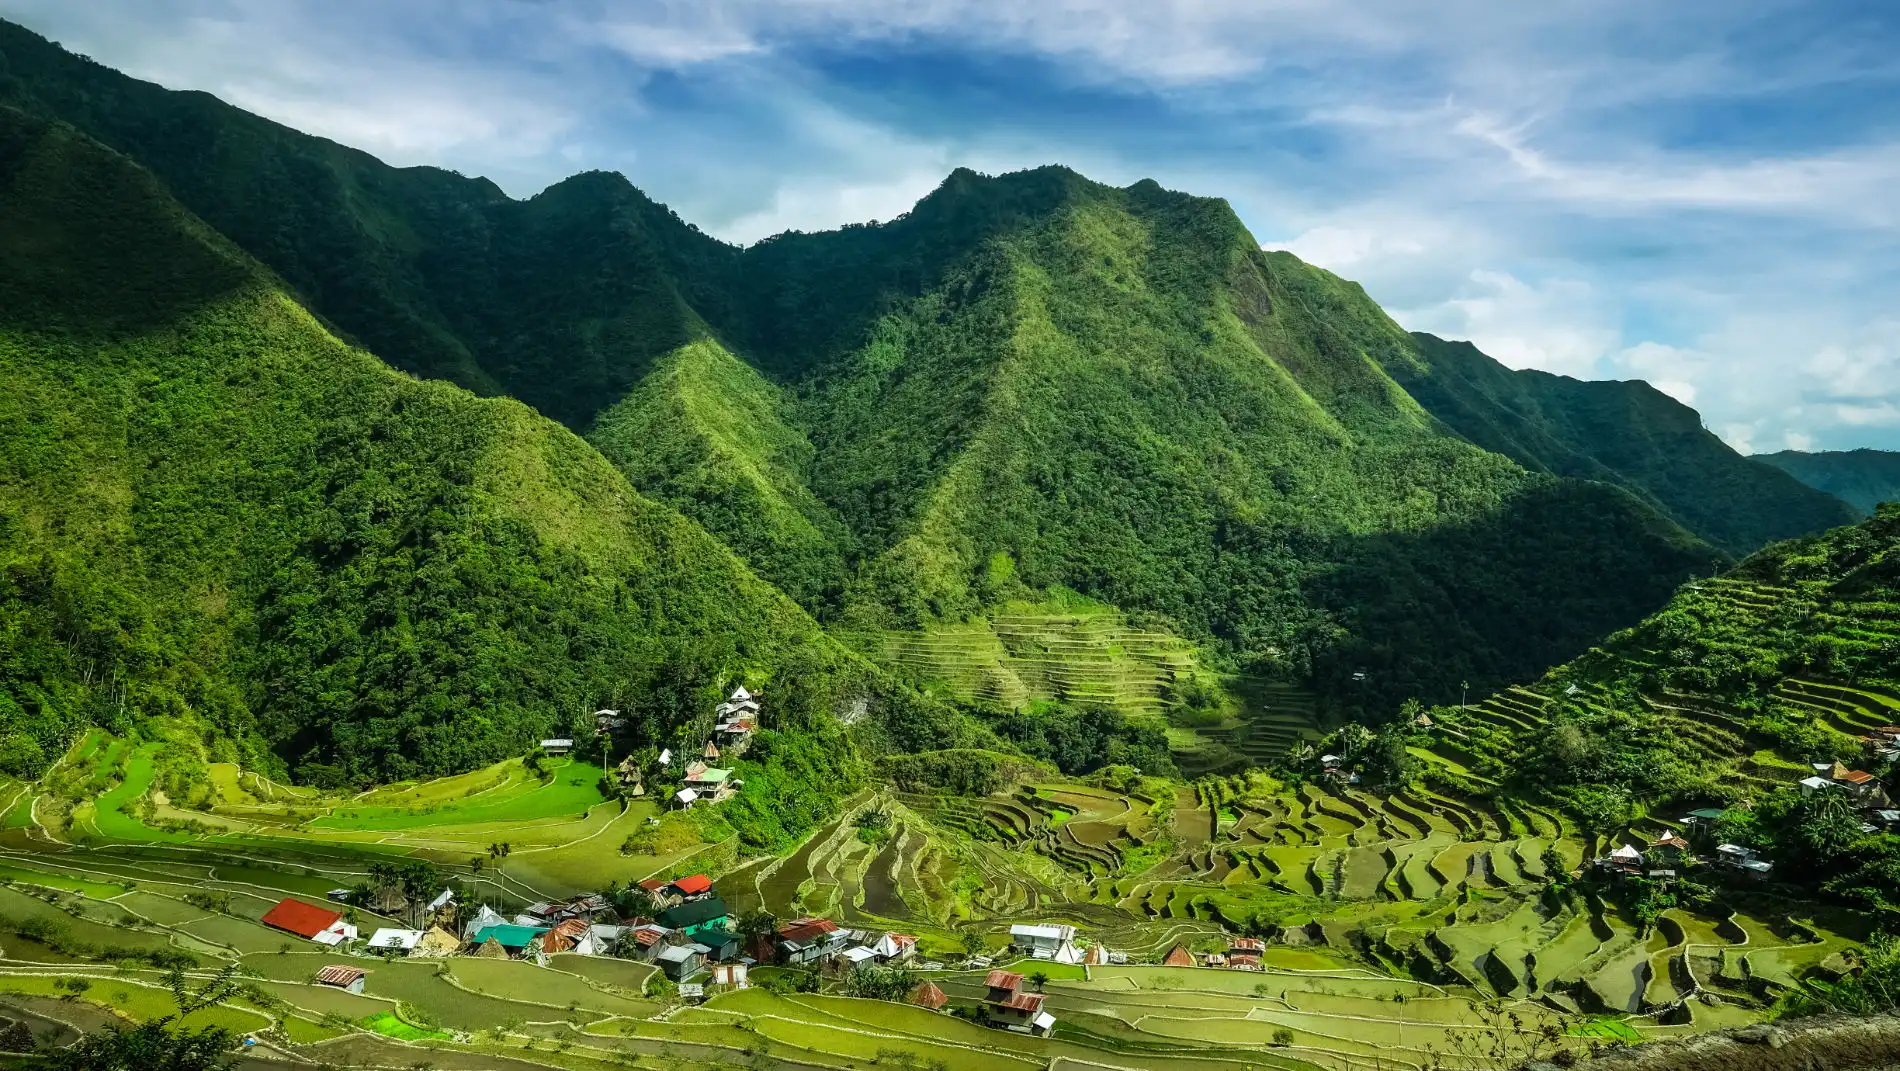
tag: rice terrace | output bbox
[4,7,1900,1069]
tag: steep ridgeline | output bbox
[0,17,1761,718]
[769,173,1721,709]
[1759,448,1900,516]
[0,106,854,787]
[1423,504,1900,821]
[0,19,738,428]
[1393,334,1857,555]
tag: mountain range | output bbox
[1759,448,1900,516]
[0,17,1867,783]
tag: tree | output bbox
[36,966,244,1070]
[1028,970,1050,993]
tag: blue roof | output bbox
[472,924,548,948]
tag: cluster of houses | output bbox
[605,686,761,809]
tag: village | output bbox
[1587,736,1899,882]
[245,684,1323,1038]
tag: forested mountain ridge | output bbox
[1392,333,1856,555]
[1,15,1854,724]
[1759,448,1900,516]
[0,105,859,790]
[781,176,1723,712]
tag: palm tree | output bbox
[1028,970,1050,993]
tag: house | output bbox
[982,970,1054,1035]
[1800,775,1839,795]
[424,888,457,915]
[637,877,681,909]
[1083,944,1110,966]
[1715,843,1775,877]
[668,874,714,900]
[697,929,740,963]
[682,764,737,803]
[1009,923,1077,960]
[469,924,548,958]
[911,981,949,1010]
[621,924,674,962]
[541,738,574,756]
[711,962,748,988]
[1230,936,1267,956]
[656,896,731,940]
[714,716,756,754]
[674,788,699,809]
[776,917,847,964]
[863,932,917,963]
[703,742,721,761]
[655,942,707,980]
[1831,764,1882,799]
[678,982,705,1001]
[1413,712,1434,728]
[595,709,625,734]
[366,928,423,954]
[1598,844,1644,876]
[1229,954,1262,970]
[413,926,461,958]
[313,965,367,994]
[843,945,880,967]
[1649,835,1691,870]
[325,888,352,903]
[658,748,673,767]
[1161,944,1195,967]
[261,898,357,947]
[541,918,597,955]
[461,906,508,941]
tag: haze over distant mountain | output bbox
[0,15,1868,775]
[1758,449,1900,517]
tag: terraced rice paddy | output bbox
[0,694,1874,1070]
[860,604,1203,714]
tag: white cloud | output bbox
[1399,269,1618,378]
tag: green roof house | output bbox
[656,895,731,937]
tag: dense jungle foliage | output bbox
[0,106,852,787]
[1760,447,1900,516]
[0,14,1867,784]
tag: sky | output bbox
[6,0,1899,452]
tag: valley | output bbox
[0,13,1897,1069]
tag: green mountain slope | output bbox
[1758,448,1900,515]
[779,172,1721,707]
[0,17,1786,719]
[1392,333,1857,554]
[589,339,852,607]
[1428,503,1900,816]
[0,106,851,786]
[0,20,737,428]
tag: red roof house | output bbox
[262,898,355,945]
[985,969,1024,994]
[670,874,713,897]
[1162,944,1195,967]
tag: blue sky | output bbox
[8,0,1899,451]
